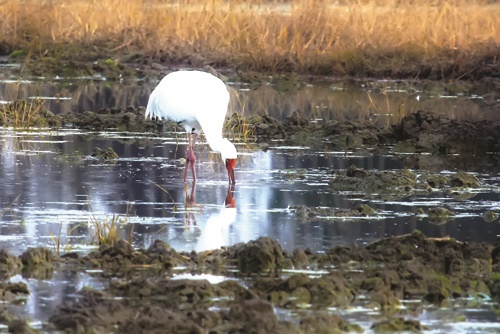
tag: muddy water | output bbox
[1,77,500,331]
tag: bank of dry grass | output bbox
[0,0,499,77]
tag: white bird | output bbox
[145,70,237,184]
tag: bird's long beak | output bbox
[225,158,237,185]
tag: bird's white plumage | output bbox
[145,70,237,161]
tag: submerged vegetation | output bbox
[0,0,499,78]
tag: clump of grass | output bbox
[1,99,47,128]
[88,203,134,246]
[50,222,85,255]
[90,214,131,246]
[50,223,64,255]
[1,76,50,129]
[1,0,498,76]
[223,88,257,143]
[225,112,255,143]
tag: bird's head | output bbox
[220,139,237,184]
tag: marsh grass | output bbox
[50,223,64,255]
[88,203,134,246]
[227,116,254,143]
[364,75,420,126]
[1,99,47,128]
[90,214,132,246]
[150,180,178,211]
[1,0,498,75]
[1,194,21,217]
[222,89,257,143]
[50,222,85,254]
[0,77,48,128]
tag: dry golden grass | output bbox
[1,0,498,74]
[1,99,46,128]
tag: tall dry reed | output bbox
[0,0,498,74]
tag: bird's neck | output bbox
[204,133,226,153]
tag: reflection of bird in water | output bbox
[194,185,237,252]
[145,70,237,184]
[166,182,201,248]
[183,181,199,232]
[173,182,202,243]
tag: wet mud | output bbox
[90,147,119,163]
[2,100,499,158]
[329,166,481,200]
[2,233,500,332]
[290,204,378,223]
[247,109,500,154]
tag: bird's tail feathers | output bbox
[145,98,156,120]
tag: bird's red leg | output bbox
[183,133,190,182]
[184,132,197,182]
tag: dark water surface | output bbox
[1,75,499,124]
[0,129,499,255]
[1,76,500,331]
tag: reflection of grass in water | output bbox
[365,78,419,127]
[0,130,56,156]
[231,81,488,126]
[3,77,486,132]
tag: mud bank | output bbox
[2,102,499,156]
[242,110,500,154]
[1,233,500,332]
[329,166,481,198]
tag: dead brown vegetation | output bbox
[1,0,499,76]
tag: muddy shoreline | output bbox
[2,96,499,176]
[0,232,499,333]
[3,100,498,156]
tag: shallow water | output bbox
[1,75,499,125]
[1,76,500,331]
[1,129,499,256]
